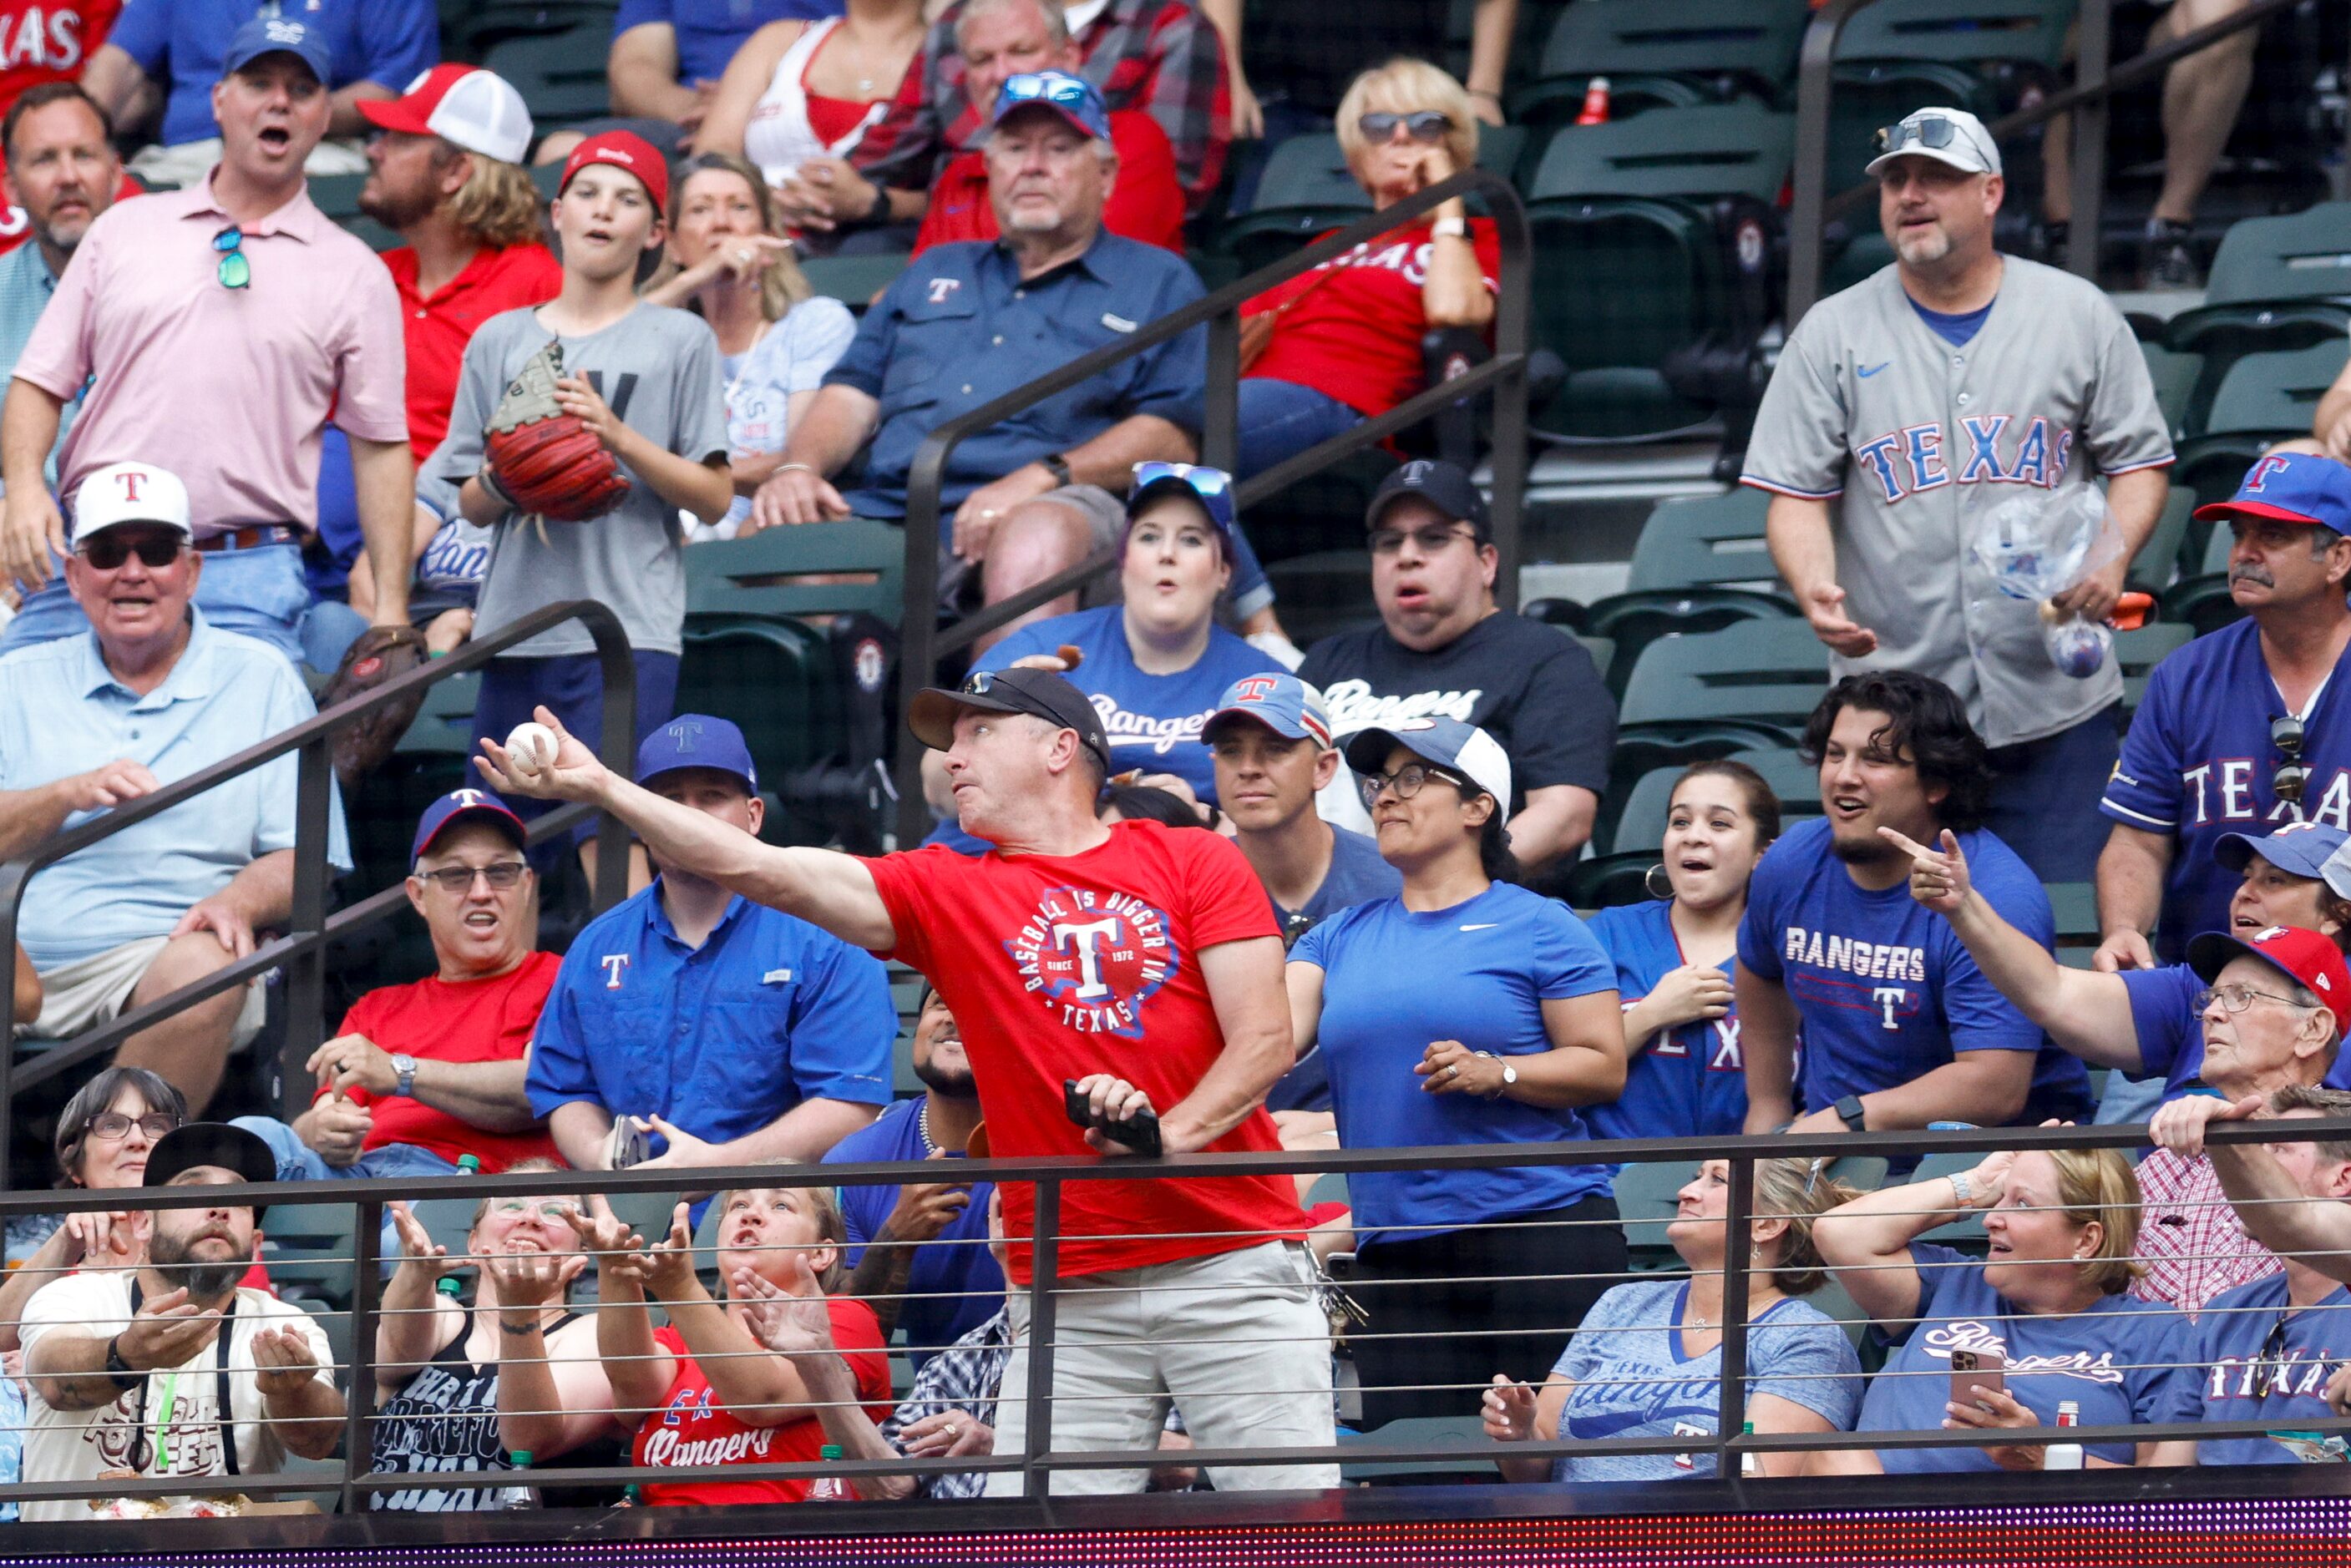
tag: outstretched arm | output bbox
[478,712,897,949]
[2151,1094,2351,1283]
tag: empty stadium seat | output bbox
[2164,202,2351,432]
[2115,621,2192,720]
[1619,618,1832,743]
[2160,521,2246,637]
[1512,0,1807,129]
[483,20,611,130]
[1606,746,1824,860]
[1577,488,1796,691]
[2173,338,2349,504]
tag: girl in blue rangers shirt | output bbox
[1288,716,1627,1425]
[1586,761,1781,1146]
[1813,1145,2196,1473]
[1482,1156,1863,1481]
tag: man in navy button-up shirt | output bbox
[752,71,1234,638]
[525,715,894,1171]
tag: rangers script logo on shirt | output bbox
[1003,886,1178,1039]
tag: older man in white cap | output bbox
[1741,104,2174,884]
[0,461,349,1113]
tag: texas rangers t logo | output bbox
[2244,453,2294,493]
[448,788,488,810]
[114,470,148,503]
[927,277,961,304]
[600,954,630,989]
[1004,886,1177,1039]
[1230,675,1281,706]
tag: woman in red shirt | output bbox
[1237,59,1502,481]
[587,1182,892,1506]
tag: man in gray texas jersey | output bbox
[1742,105,2173,883]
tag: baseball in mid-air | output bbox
[504,722,559,776]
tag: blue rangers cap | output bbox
[1129,461,1237,552]
[1203,672,1333,747]
[1343,714,1512,810]
[2212,821,2349,878]
[2195,452,2351,536]
[221,15,332,83]
[413,788,528,862]
[991,69,1112,142]
[636,713,758,792]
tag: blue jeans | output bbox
[231,1114,459,1262]
[1237,378,1364,481]
[0,541,356,672]
[1984,705,2122,883]
[473,650,681,854]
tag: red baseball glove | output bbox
[481,339,631,523]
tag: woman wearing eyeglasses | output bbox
[920,465,1283,849]
[1235,58,1501,481]
[372,1162,626,1510]
[1287,717,1628,1425]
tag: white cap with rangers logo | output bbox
[72,461,194,544]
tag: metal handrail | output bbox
[0,599,640,1176]
[892,168,1533,842]
[1786,0,2304,321]
[6,1113,2347,1517]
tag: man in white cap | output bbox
[1741,104,2174,884]
[0,460,349,1113]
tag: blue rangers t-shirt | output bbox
[822,1098,1003,1373]
[1290,882,1619,1246]
[2120,963,2351,1100]
[1737,818,2091,1125]
[1860,1242,2198,1470]
[1584,900,1751,1146]
[2187,1272,2351,1465]
[2100,619,2351,964]
[1548,1277,1862,1482]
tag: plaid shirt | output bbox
[2129,1148,2281,1318]
[854,0,1229,215]
[878,1310,1011,1500]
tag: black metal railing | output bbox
[1787,0,2313,321]
[8,1114,2350,1525]
[0,601,639,1175]
[891,167,1534,843]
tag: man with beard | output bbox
[1742,106,2173,884]
[822,984,1002,1370]
[1736,670,2093,1139]
[17,1123,341,1521]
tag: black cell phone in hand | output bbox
[1065,1078,1163,1157]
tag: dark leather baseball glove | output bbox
[320,624,431,790]
[481,339,631,523]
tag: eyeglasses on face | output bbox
[1355,760,1469,812]
[1360,110,1452,145]
[489,1197,580,1223]
[1368,523,1477,558]
[414,861,529,893]
[88,1111,179,1141]
[213,225,249,290]
[78,533,184,570]
[2272,713,2308,806]
[2194,981,2316,1016]
[1132,461,1232,498]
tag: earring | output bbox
[1644,863,1674,902]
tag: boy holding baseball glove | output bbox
[427,129,732,865]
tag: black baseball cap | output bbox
[144,1122,277,1212]
[908,667,1112,773]
[1366,459,1491,540]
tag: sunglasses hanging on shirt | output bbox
[2272,713,2309,807]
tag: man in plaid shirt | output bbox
[852,0,1229,218]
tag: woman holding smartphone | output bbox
[1811,1145,2196,1472]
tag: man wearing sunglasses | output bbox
[1743,104,2173,886]
[0,460,348,1114]
[2100,453,2351,974]
[225,791,555,1212]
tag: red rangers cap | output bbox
[360,64,535,166]
[2187,923,2351,1042]
[560,129,669,215]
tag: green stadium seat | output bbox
[800,254,909,311]
[1825,63,1997,214]
[2115,621,2191,720]
[1512,0,1806,129]
[1337,1414,1492,1476]
[685,518,906,625]
[1578,488,1796,693]
[1528,103,1794,208]
[2130,488,2196,595]
[1215,129,1532,276]
[1605,746,1824,859]
[676,616,838,832]
[1619,618,1832,742]
[1834,0,2075,73]
[262,1198,359,1311]
[2164,203,2351,432]
[447,0,616,65]
[2044,881,2100,952]
[2173,338,2349,505]
[1908,1152,1989,1251]
[396,670,482,756]
[1824,230,1896,296]
[2161,520,2246,637]
[1614,1158,1692,1271]
[483,21,611,129]
[2141,342,2202,448]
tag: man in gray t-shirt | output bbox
[1741,107,2173,882]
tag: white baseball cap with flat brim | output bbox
[1864,106,2002,179]
[73,461,193,544]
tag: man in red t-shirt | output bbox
[230,789,560,1188]
[476,668,1339,1495]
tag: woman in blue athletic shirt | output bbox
[1814,1144,2196,1473]
[1587,761,1781,1147]
[1289,716,1627,1424]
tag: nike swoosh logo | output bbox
[1857,362,1890,377]
[1460,923,1499,931]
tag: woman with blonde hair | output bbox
[1483,1157,1866,1481]
[644,152,857,538]
[1234,57,1500,480]
[1813,1142,2197,1472]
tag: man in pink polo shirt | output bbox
[0,16,411,670]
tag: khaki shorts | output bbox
[935,483,1126,613]
[19,936,266,1047]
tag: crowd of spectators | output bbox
[0,0,2343,1521]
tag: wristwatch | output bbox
[1948,1170,1975,1207]
[1430,215,1468,239]
[104,1336,138,1391]
[391,1055,418,1098]
[1834,1094,1868,1131]
[1039,452,1074,487]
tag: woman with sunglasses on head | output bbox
[919,465,1284,850]
[372,1162,626,1510]
[1287,718,1628,1424]
[1234,58,1501,481]
[1585,762,1782,1147]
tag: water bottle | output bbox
[456,1153,482,1176]
[499,1449,540,1510]
[805,1444,854,1502]
[435,1277,464,1301]
[1575,77,1612,126]
[1739,1419,1763,1478]
[2046,1402,2084,1470]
